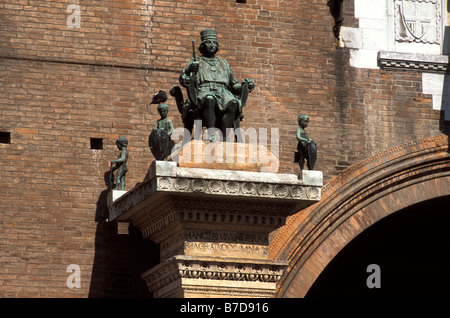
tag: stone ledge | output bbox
[109,161,323,222]
[106,190,127,209]
[378,51,450,73]
[148,160,323,186]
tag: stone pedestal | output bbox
[169,140,279,173]
[108,158,322,298]
[107,190,127,209]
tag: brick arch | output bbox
[270,134,450,298]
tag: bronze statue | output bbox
[148,97,174,160]
[173,29,255,142]
[110,137,128,190]
[154,103,174,137]
[295,115,317,171]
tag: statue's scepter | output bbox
[187,40,198,110]
[192,40,198,90]
[109,162,115,188]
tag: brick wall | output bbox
[0,0,448,297]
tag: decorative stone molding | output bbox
[141,255,288,298]
[154,176,321,199]
[109,161,323,222]
[378,51,450,73]
[377,51,450,121]
[180,286,273,298]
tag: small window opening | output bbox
[236,0,246,3]
[90,138,103,150]
[0,132,11,144]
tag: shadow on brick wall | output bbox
[88,171,159,298]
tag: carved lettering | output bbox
[185,242,269,256]
[184,231,268,244]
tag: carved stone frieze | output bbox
[155,176,322,200]
[110,176,321,222]
[110,177,321,224]
[108,162,323,223]
[141,255,288,297]
[129,197,294,243]
[180,286,274,298]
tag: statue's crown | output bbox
[200,29,217,42]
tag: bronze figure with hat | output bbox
[176,29,255,142]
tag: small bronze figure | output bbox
[295,115,317,171]
[149,101,174,160]
[110,136,129,190]
[154,103,174,136]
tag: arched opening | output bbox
[271,134,450,297]
[306,195,450,297]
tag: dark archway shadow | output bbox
[88,170,159,297]
[305,195,450,298]
[441,21,450,153]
